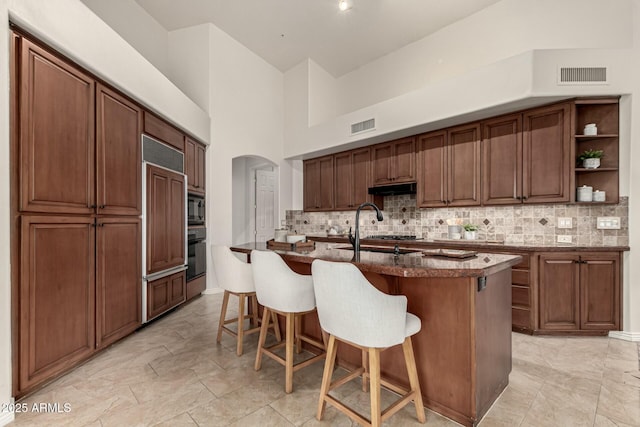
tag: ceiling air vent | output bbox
[558,67,608,85]
[351,118,375,135]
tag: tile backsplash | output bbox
[286,196,629,246]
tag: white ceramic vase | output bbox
[583,158,600,169]
[464,231,477,240]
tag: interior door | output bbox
[255,169,276,243]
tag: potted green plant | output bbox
[578,148,604,169]
[463,224,478,240]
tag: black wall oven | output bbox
[188,193,205,225]
[187,227,207,281]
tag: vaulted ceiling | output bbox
[134,0,502,77]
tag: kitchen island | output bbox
[231,241,521,427]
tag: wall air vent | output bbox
[558,67,608,85]
[351,118,375,135]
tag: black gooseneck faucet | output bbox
[348,202,384,259]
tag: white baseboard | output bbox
[202,287,223,295]
[0,410,15,427]
[608,331,640,342]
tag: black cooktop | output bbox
[367,235,418,240]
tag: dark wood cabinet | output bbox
[143,111,184,151]
[523,103,571,203]
[539,252,619,333]
[146,164,186,274]
[371,137,415,186]
[482,114,522,205]
[303,156,334,211]
[573,98,619,204]
[96,217,142,349]
[334,147,371,210]
[186,274,207,301]
[96,84,142,216]
[417,124,480,208]
[185,137,206,194]
[147,270,186,320]
[19,216,95,391]
[19,38,95,215]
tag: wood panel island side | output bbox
[231,242,522,427]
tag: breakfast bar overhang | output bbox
[231,242,522,427]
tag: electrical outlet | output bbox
[596,216,621,229]
[557,235,572,244]
[557,217,573,229]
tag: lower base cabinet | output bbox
[539,252,620,333]
[147,271,186,320]
[186,275,206,301]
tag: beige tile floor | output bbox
[8,293,640,427]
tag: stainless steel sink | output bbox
[336,245,420,255]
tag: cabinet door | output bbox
[19,216,95,392]
[580,254,620,330]
[482,114,522,205]
[523,103,571,203]
[393,137,416,183]
[539,253,580,330]
[447,123,481,206]
[185,138,206,194]
[147,271,186,320]
[334,151,353,210]
[371,142,393,185]
[303,156,333,211]
[416,131,447,208]
[351,147,371,206]
[96,84,142,216]
[143,111,184,151]
[96,217,142,349]
[19,39,95,214]
[146,164,185,274]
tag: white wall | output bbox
[167,24,211,114]
[308,59,337,126]
[81,0,169,76]
[333,0,633,116]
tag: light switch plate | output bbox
[557,235,572,243]
[597,216,621,229]
[557,217,573,228]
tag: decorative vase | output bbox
[464,231,477,240]
[583,158,600,169]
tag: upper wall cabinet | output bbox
[482,114,523,205]
[185,137,206,195]
[19,39,95,214]
[371,137,416,186]
[143,111,184,152]
[303,156,334,211]
[334,147,371,210]
[96,84,142,216]
[522,103,571,204]
[416,124,481,208]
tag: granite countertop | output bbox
[231,241,522,278]
[306,234,630,252]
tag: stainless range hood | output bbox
[368,182,417,196]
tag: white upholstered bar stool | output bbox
[311,259,426,427]
[211,245,281,356]
[251,250,326,393]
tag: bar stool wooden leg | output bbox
[216,290,230,343]
[294,314,302,354]
[255,308,270,371]
[250,294,259,328]
[403,337,426,423]
[369,348,382,427]
[285,312,295,393]
[317,334,337,421]
[361,349,369,392]
[271,312,282,342]
[236,293,246,356]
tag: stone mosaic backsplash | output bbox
[285,196,629,247]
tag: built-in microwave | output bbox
[187,193,205,225]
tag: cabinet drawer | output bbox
[513,254,530,269]
[512,307,531,328]
[186,275,206,301]
[512,269,530,286]
[144,111,184,151]
[512,285,530,307]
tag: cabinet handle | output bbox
[99,205,106,209]
[522,196,528,200]
[90,204,97,209]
